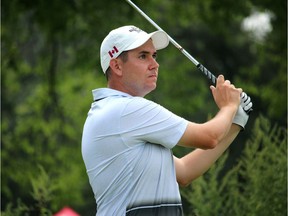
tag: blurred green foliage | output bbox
[182,115,287,216]
[1,0,287,215]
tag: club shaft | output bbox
[126,1,197,62]
[125,0,217,84]
[126,0,252,113]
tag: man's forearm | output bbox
[175,124,241,186]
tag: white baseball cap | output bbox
[100,25,169,73]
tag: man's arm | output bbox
[172,75,252,186]
[177,75,241,150]
[174,124,241,187]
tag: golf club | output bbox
[125,0,253,114]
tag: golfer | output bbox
[81,25,252,216]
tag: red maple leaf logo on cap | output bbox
[108,46,119,58]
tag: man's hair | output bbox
[105,51,128,81]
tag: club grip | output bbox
[197,64,217,85]
[196,64,253,114]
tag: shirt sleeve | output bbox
[120,97,188,149]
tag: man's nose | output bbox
[149,57,159,70]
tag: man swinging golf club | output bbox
[81,25,252,216]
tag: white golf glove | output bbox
[233,92,253,130]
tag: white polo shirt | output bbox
[81,88,188,216]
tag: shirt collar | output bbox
[92,88,132,101]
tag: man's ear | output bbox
[109,59,122,76]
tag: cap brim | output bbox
[150,31,170,50]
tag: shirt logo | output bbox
[108,46,119,58]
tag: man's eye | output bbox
[152,54,157,59]
[139,54,146,59]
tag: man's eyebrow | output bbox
[138,50,157,55]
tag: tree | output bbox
[181,116,287,216]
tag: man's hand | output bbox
[210,75,242,111]
[233,92,253,130]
